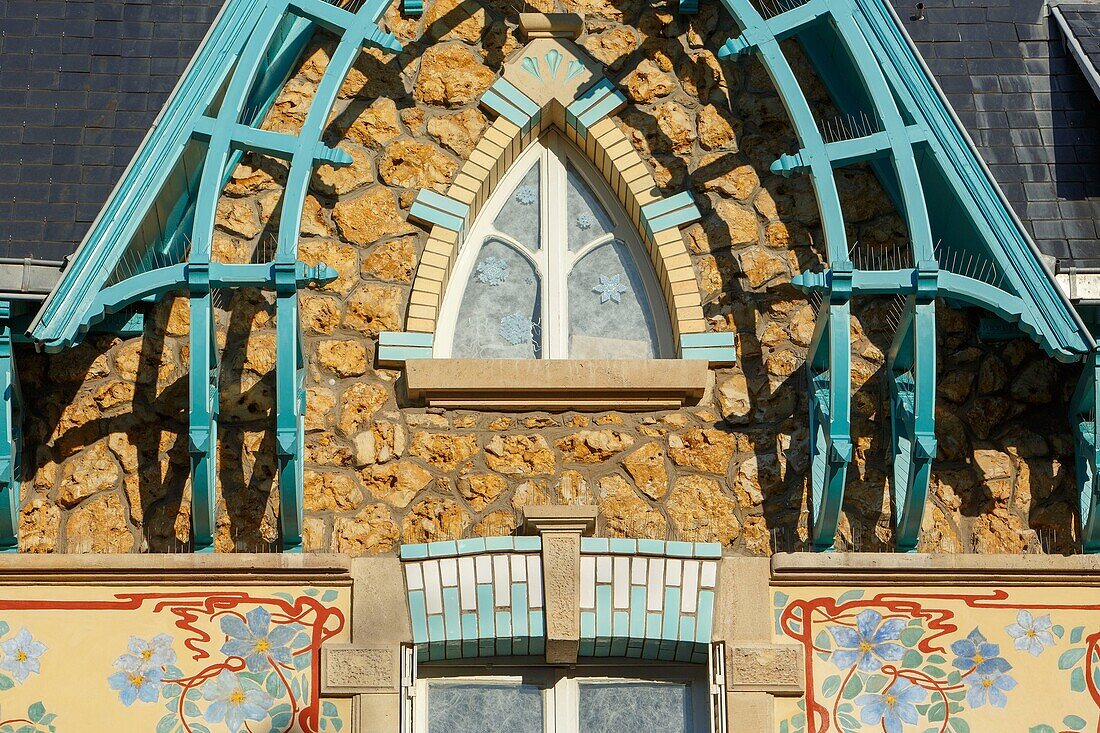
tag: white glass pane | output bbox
[428,682,544,733]
[493,163,540,251]
[567,240,659,359]
[577,682,691,733]
[452,239,541,359]
[566,164,615,251]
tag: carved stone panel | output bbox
[725,642,805,696]
[541,530,580,663]
[322,645,399,695]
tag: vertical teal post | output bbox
[274,264,304,551]
[1071,351,1100,553]
[0,301,21,553]
[188,264,219,552]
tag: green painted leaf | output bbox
[1071,626,1085,644]
[836,590,865,605]
[14,725,34,733]
[1059,648,1086,669]
[902,650,922,669]
[927,701,946,722]
[815,631,831,652]
[1029,726,1056,733]
[1072,667,1086,692]
[924,665,945,679]
[821,675,841,698]
[0,621,10,637]
[865,674,887,694]
[949,718,970,733]
[183,701,201,718]
[1065,715,1087,731]
[321,589,338,603]
[294,652,313,671]
[305,588,319,597]
[841,674,863,699]
[271,713,292,730]
[156,716,177,733]
[1053,625,1065,638]
[900,628,924,647]
[38,715,55,727]
[928,654,946,664]
[27,703,44,723]
[0,674,16,690]
[838,713,861,731]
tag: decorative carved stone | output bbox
[322,645,398,695]
[542,531,581,663]
[725,642,805,696]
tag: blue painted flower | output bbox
[108,654,165,706]
[950,628,1011,674]
[220,607,297,673]
[202,671,272,732]
[856,678,926,733]
[1006,610,1055,656]
[592,274,628,304]
[117,634,175,672]
[965,668,1017,709]
[827,609,906,672]
[0,628,46,683]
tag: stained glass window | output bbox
[437,133,671,359]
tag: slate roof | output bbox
[887,0,1100,267]
[1056,4,1100,103]
[0,0,225,262]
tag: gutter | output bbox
[0,258,64,301]
[881,0,1097,353]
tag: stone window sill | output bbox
[403,359,709,411]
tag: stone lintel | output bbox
[521,505,598,536]
[541,530,581,663]
[725,642,805,696]
[771,551,1100,586]
[322,645,399,695]
[519,13,584,39]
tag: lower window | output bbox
[415,664,708,733]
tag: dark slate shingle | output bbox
[888,0,1100,268]
[0,0,224,261]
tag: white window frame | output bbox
[433,131,674,360]
[412,661,709,733]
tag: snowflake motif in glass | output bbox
[476,256,509,286]
[499,312,535,345]
[576,213,593,230]
[592,274,628,304]
[515,185,537,206]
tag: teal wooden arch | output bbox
[27,0,401,552]
[710,0,1093,551]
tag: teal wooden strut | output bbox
[887,265,937,552]
[0,302,20,554]
[1071,353,1100,553]
[271,0,399,551]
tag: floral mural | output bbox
[774,589,1100,733]
[0,586,348,732]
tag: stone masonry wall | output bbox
[15,0,1083,555]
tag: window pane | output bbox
[452,238,541,359]
[493,163,540,251]
[566,164,615,251]
[567,240,659,359]
[428,682,544,733]
[577,682,691,733]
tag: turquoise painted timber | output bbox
[0,303,20,553]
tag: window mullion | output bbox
[545,135,569,359]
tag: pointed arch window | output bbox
[435,133,673,360]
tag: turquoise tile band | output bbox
[402,538,721,663]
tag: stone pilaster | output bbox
[521,506,597,664]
